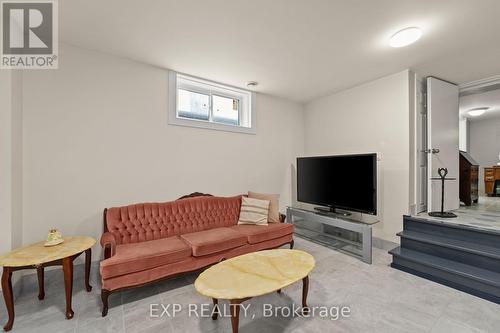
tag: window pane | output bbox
[213,95,239,125]
[177,89,209,121]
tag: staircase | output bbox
[389,215,500,304]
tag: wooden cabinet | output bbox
[459,151,479,206]
[484,166,500,196]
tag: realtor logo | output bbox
[1,0,58,69]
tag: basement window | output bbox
[168,71,256,134]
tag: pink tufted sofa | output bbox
[99,193,294,316]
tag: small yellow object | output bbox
[45,229,64,247]
[195,249,315,300]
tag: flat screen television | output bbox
[297,153,377,215]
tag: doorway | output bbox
[413,74,500,219]
[459,80,500,209]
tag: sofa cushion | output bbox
[100,236,191,279]
[180,227,247,257]
[238,197,270,226]
[248,191,280,223]
[231,223,294,244]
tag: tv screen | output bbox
[297,154,377,215]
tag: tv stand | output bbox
[287,207,378,264]
[314,206,352,217]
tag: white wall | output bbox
[21,44,304,260]
[11,72,23,250]
[0,70,23,291]
[0,70,13,255]
[303,71,411,242]
[459,117,469,152]
[469,117,500,194]
[0,71,23,254]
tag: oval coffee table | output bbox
[195,249,315,333]
[0,236,96,331]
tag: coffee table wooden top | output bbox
[0,236,96,267]
[194,249,315,300]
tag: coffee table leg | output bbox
[212,298,218,320]
[230,300,241,333]
[37,266,45,300]
[302,275,309,314]
[84,249,92,292]
[1,267,14,331]
[62,257,74,319]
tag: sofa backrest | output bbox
[105,195,242,245]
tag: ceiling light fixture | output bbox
[467,107,489,117]
[389,27,422,48]
[246,81,258,88]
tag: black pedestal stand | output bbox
[428,168,457,218]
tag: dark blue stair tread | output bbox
[397,230,500,259]
[389,247,500,288]
[404,215,500,236]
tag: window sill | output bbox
[167,115,256,134]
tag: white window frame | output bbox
[168,71,256,134]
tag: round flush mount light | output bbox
[389,27,422,48]
[246,81,258,88]
[467,107,489,117]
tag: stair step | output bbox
[403,216,500,249]
[389,247,500,288]
[397,230,500,260]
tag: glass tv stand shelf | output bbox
[286,207,379,264]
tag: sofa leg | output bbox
[101,289,110,317]
[290,240,294,249]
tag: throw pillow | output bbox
[248,191,280,223]
[238,197,270,226]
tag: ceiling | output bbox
[60,0,500,103]
[460,88,500,121]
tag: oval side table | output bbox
[0,236,96,331]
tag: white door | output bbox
[416,76,427,213]
[426,77,459,212]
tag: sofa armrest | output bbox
[279,213,286,223]
[100,232,116,259]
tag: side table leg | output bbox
[1,267,14,331]
[302,275,309,314]
[229,300,241,333]
[62,257,74,319]
[37,266,45,300]
[84,249,92,292]
[212,298,218,320]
